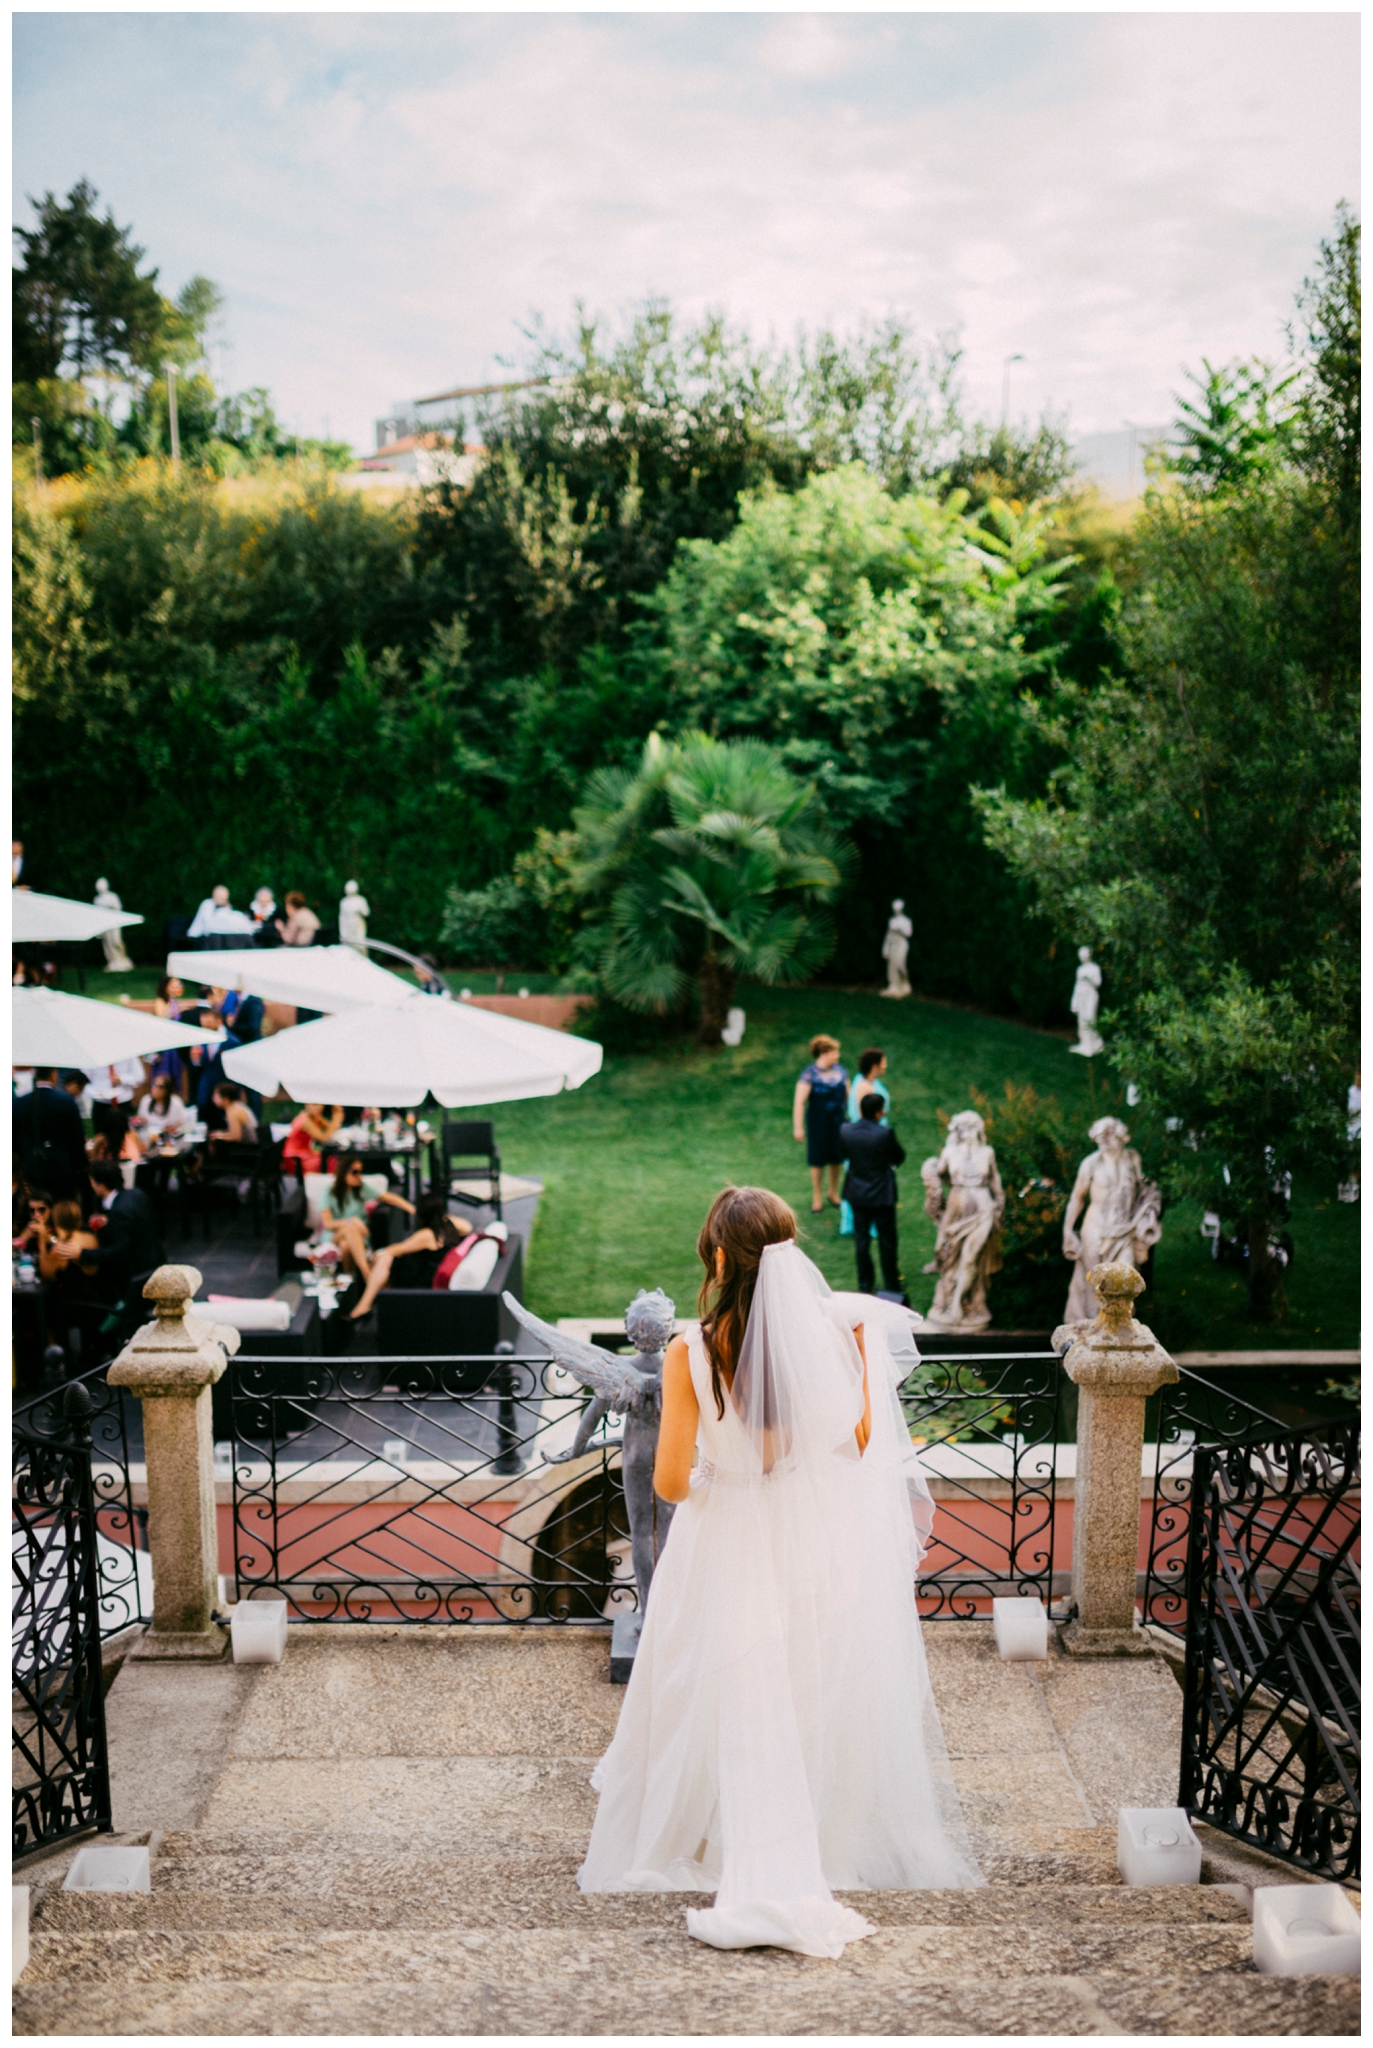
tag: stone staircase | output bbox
[14,1628,1359,2036]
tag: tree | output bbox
[13,179,167,382]
[440,876,529,991]
[556,732,846,1042]
[1168,358,1298,494]
[976,212,1360,1314]
[1112,968,1352,1318]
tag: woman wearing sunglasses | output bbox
[320,1153,415,1282]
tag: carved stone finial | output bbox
[109,1262,240,1394]
[1090,1261,1145,1337]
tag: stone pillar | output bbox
[1054,1261,1178,1656]
[108,1265,240,1660]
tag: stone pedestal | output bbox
[1054,1261,1177,1656]
[108,1266,240,1660]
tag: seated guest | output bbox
[278,892,320,947]
[321,1154,415,1282]
[282,1103,343,1175]
[347,1196,475,1319]
[34,1198,100,1286]
[14,1181,52,1252]
[14,1067,87,1197]
[209,1083,258,1146]
[133,1073,190,1140]
[187,884,255,948]
[49,1158,164,1299]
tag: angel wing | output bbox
[502,1294,651,1408]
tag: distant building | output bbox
[1070,423,1177,498]
[372,377,549,455]
[358,432,483,487]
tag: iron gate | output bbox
[227,1343,1064,1621]
[1179,1417,1360,1884]
[12,1386,115,1859]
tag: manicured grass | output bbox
[60,969,1360,1346]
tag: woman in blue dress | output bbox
[792,1034,849,1212]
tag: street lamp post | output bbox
[163,362,180,467]
[1000,353,1024,430]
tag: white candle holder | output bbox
[992,1595,1049,1661]
[1253,1883,1361,1976]
[62,1845,151,1893]
[1116,1807,1202,1885]
[12,1886,29,1984]
[230,1593,289,1664]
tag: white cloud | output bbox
[12,12,1359,449]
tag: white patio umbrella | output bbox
[12,890,144,945]
[12,987,223,1069]
[221,992,603,1108]
[165,944,412,1014]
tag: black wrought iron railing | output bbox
[1178,1417,1360,1885]
[900,1349,1065,1616]
[225,1344,1067,1623]
[13,1359,151,1644]
[227,1350,631,1622]
[1142,1368,1318,1639]
[13,1387,115,1860]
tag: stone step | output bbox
[13,1956,1360,2039]
[18,1920,1260,1988]
[35,1879,1251,1938]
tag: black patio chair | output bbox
[439,1120,501,1220]
[186,1140,266,1236]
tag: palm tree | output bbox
[566,732,846,1044]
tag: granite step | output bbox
[13,1960,1361,2039]
[34,1878,1252,1937]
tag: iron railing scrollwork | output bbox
[898,1348,1062,1615]
[1142,1368,1290,1638]
[228,1351,632,1623]
[14,1358,151,1644]
[13,1387,115,1860]
[228,1346,1066,1623]
[1178,1417,1360,1884]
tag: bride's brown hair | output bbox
[697,1185,798,1418]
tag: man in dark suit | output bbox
[50,1157,165,1301]
[839,1092,906,1297]
[13,1069,88,1199]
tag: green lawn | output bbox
[62,967,1360,1346]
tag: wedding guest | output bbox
[187,884,255,949]
[209,1083,259,1147]
[839,1093,906,1296]
[346,1195,475,1319]
[13,1068,87,1197]
[321,1154,414,1282]
[133,1073,190,1141]
[282,1103,344,1175]
[51,1158,164,1299]
[278,892,320,947]
[847,1047,891,1122]
[33,1198,100,1286]
[792,1035,849,1213]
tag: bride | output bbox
[578,1185,983,1956]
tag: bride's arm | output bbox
[853,1325,872,1455]
[652,1335,699,1504]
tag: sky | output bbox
[12,9,1361,456]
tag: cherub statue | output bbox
[502,1287,677,1611]
[920,1110,1005,1331]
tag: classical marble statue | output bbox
[339,879,370,949]
[920,1111,1005,1331]
[881,898,913,999]
[503,1287,677,1612]
[93,879,133,973]
[1062,1116,1163,1323]
[1068,946,1103,1056]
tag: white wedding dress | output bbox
[578,1241,983,1957]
